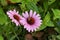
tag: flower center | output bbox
[27,17,35,25]
[13,15,20,21]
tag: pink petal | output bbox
[8,10,14,14]
[22,13,28,18]
[14,20,20,26]
[7,9,21,26]
[25,11,29,17]
[36,14,40,17]
[30,10,33,17]
[33,11,36,17]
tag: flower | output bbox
[7,9,22,26]
[20,10,42,32]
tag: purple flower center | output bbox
[13,15,20,21]
[27,17,35,25]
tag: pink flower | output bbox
[20,10,42,32]
[7,9,22,26]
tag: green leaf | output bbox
[31,0,39,4]
[38,23,46,30]
[0,7,7,25]
[26,2,39,13]
[10,35,17,40]
[37,12,54,31]
[20,1,26,12]
[43,12,54,27]
[10,0,22,3]
[0,35,3,40]
[54,27,60,34]
[38,6,43,13]
[57,35,60,39]
[43,12,50,25]
[48,0,56,5]
[0,0,7,6]
[21,0,39,4]
[47,21,54,27]
[52,9,60,20]
[43,0,48,12]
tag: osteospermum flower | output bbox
[7,9,22,26]
[20,10,42,32]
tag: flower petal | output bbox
[30,10,33,17]
[7,9,22,26]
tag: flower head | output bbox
[7,9,22,26]
[20,10,42,32]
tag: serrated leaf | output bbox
[0,7,7,25]
[52,9,60,20]
[43,12,54,26]
[43,12,50,25]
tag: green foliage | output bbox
[39,12,54,30]
[0,35,3,40]
[43,0,48,12]
[48,0,56,5]
[57,35,60,40]
[0,7,7,25]
[26,2,39,13]
[0,0,7,6]
[0,0,60,40]
[52,9,60,20]
[10,0,22,3]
